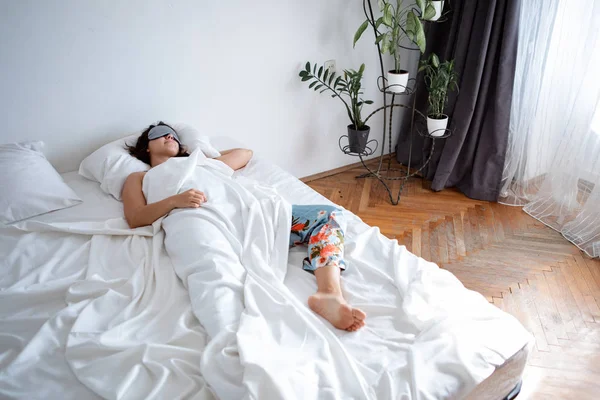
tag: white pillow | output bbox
[78,123,221,200]
[0,141,82,224]
[171,122,221,158]
[79,134,150,200]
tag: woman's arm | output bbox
[122,172,207,228]
[216,148,253,171]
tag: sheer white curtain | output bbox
[500,0,600,257]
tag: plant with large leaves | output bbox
[299,62,375,152]
[418,53,459,136]
[354,0,436,93]
[298,61,373,130]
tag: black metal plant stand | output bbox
[337,3,526,400]
[338,0,453,205]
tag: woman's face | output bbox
[147,134,180,158]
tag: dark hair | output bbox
[127,121,189,165]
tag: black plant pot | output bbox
[347,125,370,153]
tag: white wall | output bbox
[0,0,418,176]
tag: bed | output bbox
[0,136,531,399]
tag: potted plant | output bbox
[429,1,444,21]
[299,62,374,153]
[418,53,459,136]
[353,0,435,93]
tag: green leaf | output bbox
[309,81,318,89]
[415,0,426,13]
[319,88,328,93]
[313,63,317,74]
[375,16,384,29]
[414,23,427,53]
[381,35,389,54]
[323,68,329,83]
[377,0,385,10]
[353,20,369,48]
[406,11,426,53]
[432,53,440,68]
[375,34,386,45]
[383,3,393,26]
[331,94,337,98]
[406,11,417,38]
[318,66,323,78]
[328,72,335,85]
[314,84,323,91]
[334,76,342,87]
[358,63,365,76]
[299,70,307,77]
[305,62,310,72]
[364,100,374,104]
[424,4,437,20]
[301,76,311,82]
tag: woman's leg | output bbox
[291,205,366,331]
[309,265,366,332]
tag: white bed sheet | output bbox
[0,136,533,399]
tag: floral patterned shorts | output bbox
[289,205,347,273]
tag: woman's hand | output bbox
[123,173,208,228]
[171,189,207,208]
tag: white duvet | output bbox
[0,146,533,400]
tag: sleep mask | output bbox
[148,125,181,143]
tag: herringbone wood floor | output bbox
[305,157,600,400]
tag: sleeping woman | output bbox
[123,122,366,332]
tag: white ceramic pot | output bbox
[427,115,449,137]
[430,1,444,21]
[386,70,409,93]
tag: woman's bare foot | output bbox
[308,292,367,331]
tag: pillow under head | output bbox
[78,122,220,200]
[0,141,82,224]
[78,133,149,201]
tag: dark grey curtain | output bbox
[396,0,521,201]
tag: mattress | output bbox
[0,136,529,399]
